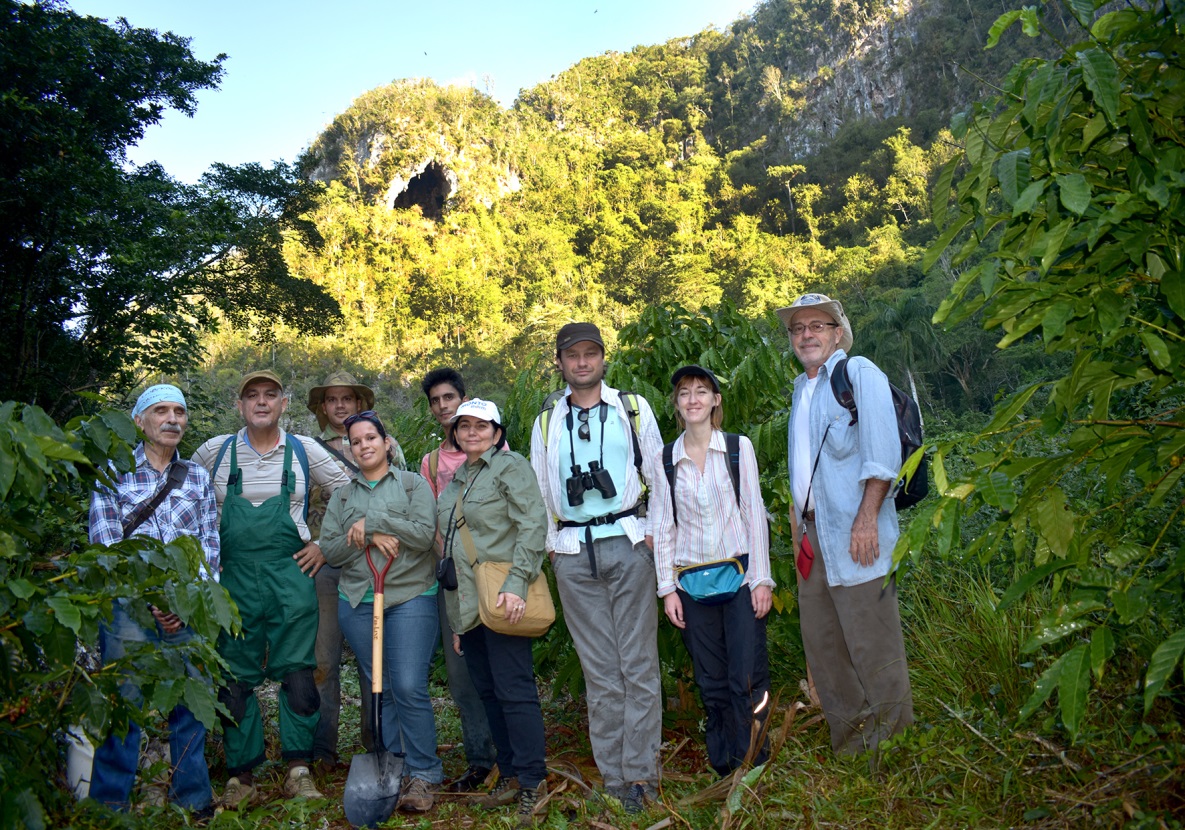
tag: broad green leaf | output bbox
[983,382,1043,433]
[1018,653,1067,723]
[1036,486,1074,558]
[1076,48,1120,126]
[998,149,1030,206]
[33,435,89,464]
[1090,625,1114,681]
[0,440,14,500]
[1094,290,1127,335]
[1104,542,1145,568]
[1058,644,1091,741]
[933,450,949,495]
[1066,0,1096,27]
[7,578,36,599]
[1039,219,1074,275]
[1057,173,1091,215]
[45,596,82,634]
[1020,7,1041,36]
[1140,330,1172,371]
[185,676,219,729]
[1149,463,1185,507]
[933,500,960,559]
[998,559,1075,611]
[923,211,972,272]
[931,156,960,227]
[1111,584,1150,625]
[1022,618,1092,653]
[1154,266,1184,318]
[978,471,1017,512]
[1143,628,1185,715]
[1013,181,1046,215]
[987,10,1023,48]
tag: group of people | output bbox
[85,293,914,824]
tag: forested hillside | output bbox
[197,0,1068,421]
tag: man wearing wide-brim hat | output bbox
[304,371,405,769]
[777,292,914,756]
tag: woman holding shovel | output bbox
[437,400,550,827]
[320,410,443,814]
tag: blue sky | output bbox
[69,0,757,183]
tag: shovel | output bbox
[344,545,405,828]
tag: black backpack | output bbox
[829,358,928,511]
[662,432,741,525]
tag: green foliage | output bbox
[0,403,238,826]
[914,0,1185,742]
[0,1,339,416]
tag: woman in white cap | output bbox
[650,365,774,777]
[319,410,443,812]
[436,399,550,826]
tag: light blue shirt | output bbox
[559,401,630,540]
[788,350,901,587]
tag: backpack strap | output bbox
[287,436,312,522]
[620,392,645,483]
[829,357,858,425]
[211,435,238,489]
[427,448,440,495]
[122,460,190,539]
[724,432,741,506]
[662,442,678,526]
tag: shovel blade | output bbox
[343,750,404,828]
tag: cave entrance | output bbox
[390,160,452,219]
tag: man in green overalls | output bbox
[193,370,351,809]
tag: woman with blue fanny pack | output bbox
[650,365,775,777]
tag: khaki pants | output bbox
[798,519,913,754]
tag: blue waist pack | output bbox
[676,555,749,605]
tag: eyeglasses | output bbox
[344,410,380,428]
[576,407,591,441]
[789,321,840,338]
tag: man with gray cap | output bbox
[529,323,663,813]
[192,370,350,807]
[87,384,220,814]
[779,293,913,755]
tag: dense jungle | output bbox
[1,0,1183,827]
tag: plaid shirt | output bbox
[89,443,221,580]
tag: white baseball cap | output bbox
[448,398,502,426]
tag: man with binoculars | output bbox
[530,322,664,814]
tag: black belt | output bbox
[559,506,640,577]
[801,509,816,522]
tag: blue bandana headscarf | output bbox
[132,384,187,419]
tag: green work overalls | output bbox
[218,439,320,772]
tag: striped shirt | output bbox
[191,428,351,543]
[88,443,221,579]
[650,430,774,598]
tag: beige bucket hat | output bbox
[307,371,376,430]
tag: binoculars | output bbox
[565,461,617,506]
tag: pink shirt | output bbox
[420,445,468,497]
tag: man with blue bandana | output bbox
[87,384,220,814]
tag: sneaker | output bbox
[475,775,519,809]
[220,777,256,810]
[398,776,434,812]
[284,765,323,800]
[516,780,547,826]
[450,764,493,792]
[622,782,649,814]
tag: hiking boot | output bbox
[622,782,649,814]
[283,765,323,800]
[220,777,256,810]
[449,764,492,792]
[516,780,547,827]
[398,776,434,812]
[475,775,519,808]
